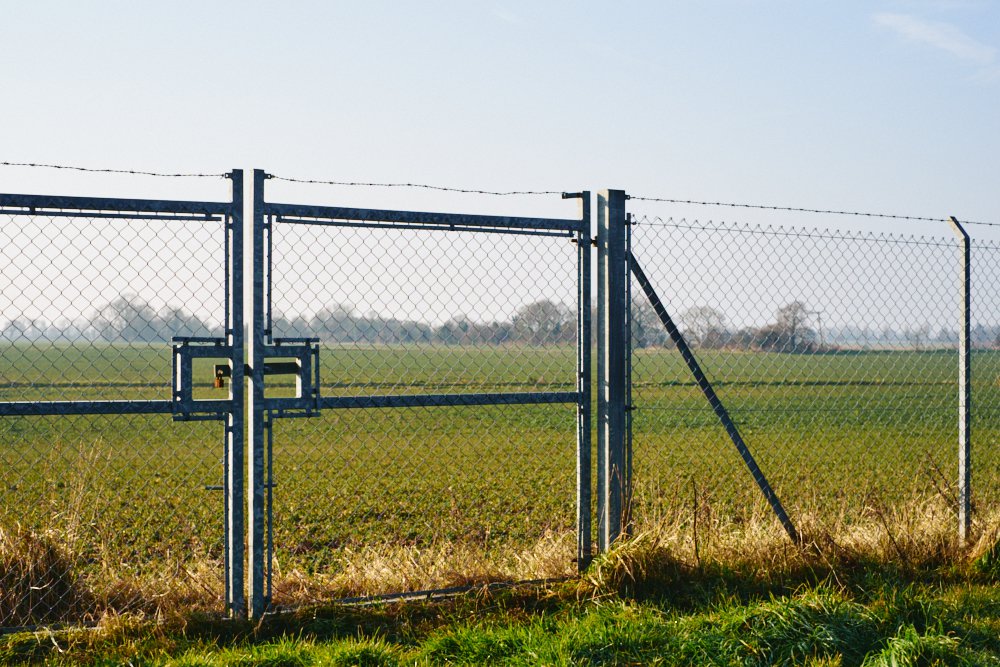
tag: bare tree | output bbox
[91,296,160,342]
[776,301,813,352]
[679,306,728,348]
[89,295,215,342]
[905,324,932,351]
[311,304,360,342]
[512,300,573,345]
[631,296,666,348]
[750,301,817,353]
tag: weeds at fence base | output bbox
[581,496,1000,604]
[0,522,225,630]
[0,524,93,627]
[271,529,576,607]
[972,523,1000,579]
[3,498,998,630]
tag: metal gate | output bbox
[2,168,594,624]
[0,174,245,624]
[247,171,591,615]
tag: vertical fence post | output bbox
[949,216,971,544]
[624,212,633,536]
[571,191,593,570]
[597,190,630,550]
[227,169,246,618]
[247,169,268,618]
[596,199,607,551]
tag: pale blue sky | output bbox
[1,0,997,230]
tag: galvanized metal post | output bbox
[597,190,629,550]
[569,191,593,569]
[247,169,268,618]
[949,216,971,544]
[624,213,634,536]
[596,199,607,551]
[226,169,246,618]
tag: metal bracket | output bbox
[171,337,233,421]
[260,337,321,418]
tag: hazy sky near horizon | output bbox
[1,0,998,233]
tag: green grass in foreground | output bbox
[2,557,998,666]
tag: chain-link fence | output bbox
[3,171,998,628]
[627,214,1000,534]
[0,200,235,627]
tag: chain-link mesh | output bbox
[12,177,993,624]
[0,210,230,627]
[265,219,581,602]
[628,216,998,530]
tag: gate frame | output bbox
[0,172,247,618]
[247,170,591,617]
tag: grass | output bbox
[2,342,1000,628]
[1,515,998,665]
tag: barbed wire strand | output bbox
[269,174,563,197]
[629,195,1000,228]
[0,161,228,178]
[4,162,995,223]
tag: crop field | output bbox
[2,342,999,621]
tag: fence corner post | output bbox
[227,169,246,619]
[597,190,630,551]
[247,169,268,618]
[948,216,971,545]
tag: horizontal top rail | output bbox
[0,193,233,217]
[0,400,228,417]
[266,202,586,233]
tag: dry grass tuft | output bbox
[0,521,225,629]
[95,552,226,623]
[970,515,1000,577]
[271,530,576,606]
[579,493,999,600]
[0,523,94,627]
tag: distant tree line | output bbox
[274,299,576,346]
[3,294,997,351]
[1,296,223,343]
[632,300,978,353]
[632,299,821,354]
[0,295,577,346]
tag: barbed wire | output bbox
[629,195,1000,228]
[0,161,228,178]
[268,174,564,197]
[4,162,994,223]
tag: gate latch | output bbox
[171,337,232,421]
[260,337,320,418]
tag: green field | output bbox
[2,342,999,624]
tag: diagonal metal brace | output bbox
[628,252,800,544]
